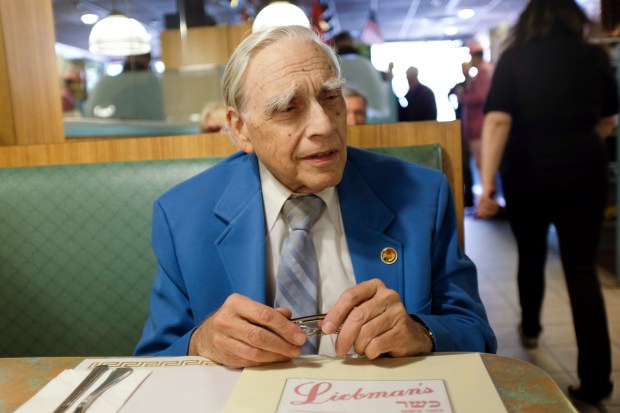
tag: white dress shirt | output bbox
[259,162,356,354]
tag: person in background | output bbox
[448,62,474,210]
[332,31,394,122]
[200,101,227,133]
[134,25,496,368]
[343,87,367,126]
[332,31,360,55]
[122,52,152,72]
[460,40,494,182]
[477,0,618,405]
[398,66,437,122]
[83,52,165,121]
[60,69,85,117]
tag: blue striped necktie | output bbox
[274,194,325,354]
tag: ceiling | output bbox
[52,0,600,59]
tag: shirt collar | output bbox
[259,161,340,234]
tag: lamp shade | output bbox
[89,12,151,56]
[253,2,310,32]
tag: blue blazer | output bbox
[134,147,497,356]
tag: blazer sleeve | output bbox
[133,200,196,356]
[416,176,497,353]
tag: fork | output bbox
[53,365,109,413]
[73,367,133,413]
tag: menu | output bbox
[223,353,506,413]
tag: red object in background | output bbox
[311,0,327,40]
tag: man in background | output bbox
[83,52,165,121]
[449,62,475,210]
[398,66,437,122]
[332,31,395,122]
[343,87,368,125]
[460,40,494,176]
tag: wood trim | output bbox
[0,10,15,145]
[0,133,238,167]
[0,0,64,145]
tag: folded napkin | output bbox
[16,368,151,413]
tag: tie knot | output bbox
[282,195,325,230]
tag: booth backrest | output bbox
[0,121,463,357]
[0,159,222,356]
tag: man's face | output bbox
[228,39,347,194]
[345,96,367,126]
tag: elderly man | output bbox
[135,25,496,368]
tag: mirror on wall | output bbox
[52,0,250,138]
[57,48,224,137]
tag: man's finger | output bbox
[322,279,383,334]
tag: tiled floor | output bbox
[464,215,620,412]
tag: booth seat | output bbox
[0,143,442,357]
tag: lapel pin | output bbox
[380,247,398,264]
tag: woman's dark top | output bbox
[484,26,619,200]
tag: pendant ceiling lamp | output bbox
[88,1,151,56]
[252,1,310,32]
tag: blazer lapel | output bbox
[213,154,267,303]
[337,161,404,294]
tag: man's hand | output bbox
[189,294,307,368]
[321,279,433,358]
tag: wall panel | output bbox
[0,0,64,145]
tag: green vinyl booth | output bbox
[0,145,441,357]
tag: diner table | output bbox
[0,353,577,412]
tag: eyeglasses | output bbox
[291,314,342,337]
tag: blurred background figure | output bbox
[398,66,437,122]
[332,30,360,55]
[382,62,394,81]
[460,40,494,176]
[448,62,471,120]
[83,52,165,121]
[343,87,368,126]
[200,101,227,133]
[122,52,152,72]
[477,0,619,406]
[60,68,85,117]
[448,62,475,210]
[332,31,395,123]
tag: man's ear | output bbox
[227,107,254,154]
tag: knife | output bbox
[52,364,109,413]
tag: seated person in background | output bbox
[83,53,165,121]
[200,101,227,133]
[343,87,367,125]
[134,25,496,368]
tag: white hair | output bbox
[221,25,342,116]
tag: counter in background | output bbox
[64,118,200,138]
